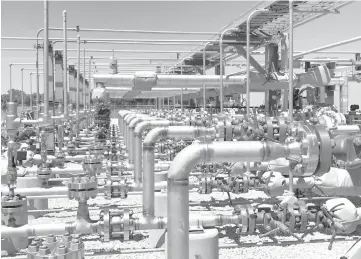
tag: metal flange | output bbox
[314,125,332,174]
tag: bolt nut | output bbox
[38,245,50,255]
[62,233,72,243]
[46,234,56,243]
[57,244,67,254]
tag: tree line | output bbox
[1,89,43,111]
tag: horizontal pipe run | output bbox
[134,120,185,183]
[1,36,260,43]
[24,167,87,175]
[167,140,293,259]
[142,126,216,217]
[1,224,70,238]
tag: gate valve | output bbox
[198,177,214,194]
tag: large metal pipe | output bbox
[63,10,68,117]
[1,224,69,238]
[123,113,136,148]
[167,140,298,259]
[128,116,150,162]
[125,114,142,151]
[43,0,49,121]
[133,120,182,183]
[142,126,216,217]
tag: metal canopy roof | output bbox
[174,0,353,74]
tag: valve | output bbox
[99,208,134,242]
[110,179,129,199]
[67,176,98,201]
[198,177,214,194]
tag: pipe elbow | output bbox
[129,118,143,129]
[167,142,206,181]
[143,127,168,147]
[134,121,151,137]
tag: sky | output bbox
[1,1,361,105]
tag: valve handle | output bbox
[328,228,336,250]
[259,227,279,238]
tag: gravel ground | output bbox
[22,191,357,259]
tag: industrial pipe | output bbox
[133,120,183,183]
[167,140,299,259]
[294,36,361,59]
[21,68,24,111]
[63,10,68,117]
[43,0,49,122]
[247,8,268,119]
[220,28,238,112]
[202,42,211,109]
[76,35,80,113]
[288,0,295,193]
[142,126,216,217]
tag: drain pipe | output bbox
[167,140,300,259]
[133,120,184,184]
[142,126,216,217]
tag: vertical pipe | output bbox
[180,62,184,111]
[9,64,13,102]
[220,39,224,113]
[76,35,80,113]
[246,21,251,119]
[88,58,92,109]
[288,0,294,124]
[340,72,349,113]
[288,0,294,193]
[203,43,210,109]
[63,10,68,117]
[21,69,24,111]
[30,73,33,108]
[181,89,183,111]
[168,179,189,259]
[37,74,40,119]
[173,95,176,109]
[53,54,56,115]
[83,48,86,110]
[43,0,49,121]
